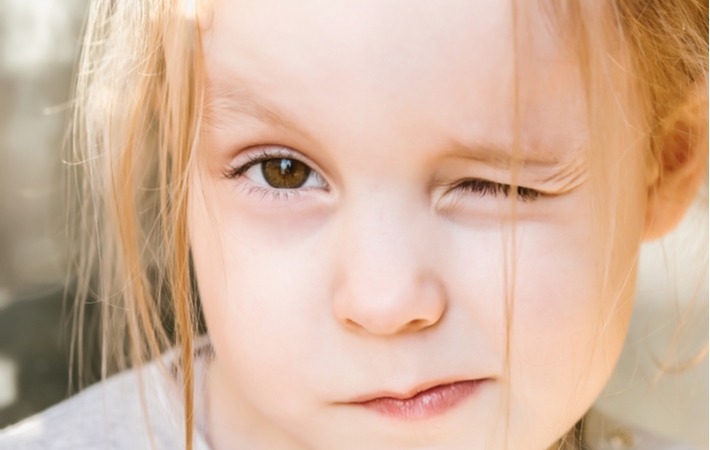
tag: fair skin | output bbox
[187,1,697,449]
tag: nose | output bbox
[331,196,447,336]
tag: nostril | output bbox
[400,317,441,333]
[339,313,442,335]
[406,318,429,331]
[344,318,359,329]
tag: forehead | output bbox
[201,0,588,158]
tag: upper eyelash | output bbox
[223,149,298,179]
[455,179,541,202]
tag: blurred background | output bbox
[0,0,88,426]
[0,1,707,448]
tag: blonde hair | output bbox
[69,0,203,445]
[67,1,707,450]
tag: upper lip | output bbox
[347,378,485,403]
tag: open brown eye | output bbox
[261,158,312,188]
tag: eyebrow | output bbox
[449,140,580,171]
[204,82,296,130]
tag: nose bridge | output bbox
[332,189,446,335]
[348,189,413,265]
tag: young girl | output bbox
[0,0,707,449]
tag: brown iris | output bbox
[261,158,311,188]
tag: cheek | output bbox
[189,188,331,416]
[505,192,643,446]
[514,225,604,365]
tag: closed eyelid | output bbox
[525,156,589,193]
[440,142,589,195]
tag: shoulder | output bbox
[584,409,700,450]
[0,361,191,450]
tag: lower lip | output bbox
[356,380,483,420]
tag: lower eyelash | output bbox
[246,185,303,201]
[457,179,541,202]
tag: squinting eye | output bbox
[261,158,311,188]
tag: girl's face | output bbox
[190,0,648,449]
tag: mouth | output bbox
[350,379,486,420]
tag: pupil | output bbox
[262,158,311,189]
